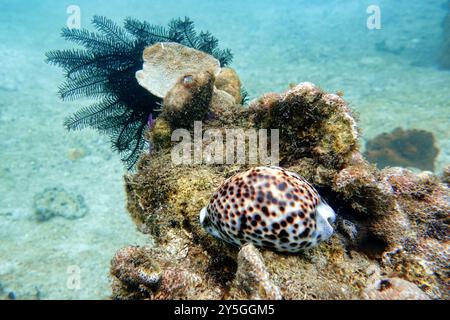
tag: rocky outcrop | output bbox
[110,59,448,300]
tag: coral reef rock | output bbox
[249,83,359,169]
[111,80,449,300]
[229,244,282,300]
[442,165,450,186]
[136,42,243,130]
[33,187,88,221]
[364,127,439,171]
[215,67,242,103]
[364,277,431,300]
[111,243,224,300]
[136,42,221,98]
[161,70,215,129]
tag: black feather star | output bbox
[46,15,233,170]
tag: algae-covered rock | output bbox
[111,244,224,300]
[111,81,449,300]
[229,244,282,300]
[161,70,215,129]
[442,165,450,186]
[249,83,359,169]
[146,118,172,152]
[215,68,242,104]
[136,42,246,130]
[333,164,449,299]
[364,277,431,300]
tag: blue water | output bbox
[0,0,449,299]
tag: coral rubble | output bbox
[110,65,449,299]
[364,127,439,171]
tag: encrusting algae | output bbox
[110,44,449,300]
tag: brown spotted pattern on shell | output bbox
[200,166,336,253]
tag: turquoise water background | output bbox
[0,0,449,299]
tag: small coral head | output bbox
[199,166,337,253]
